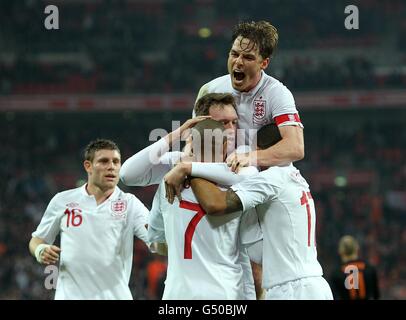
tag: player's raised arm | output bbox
[256,125,304,166]
[163,162,254,204]
[120,116,210,186]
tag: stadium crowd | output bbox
[1,0,405,94]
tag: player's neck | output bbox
[242,72,263,93]
[86,183,115,205]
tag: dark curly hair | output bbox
[232,21,279,59]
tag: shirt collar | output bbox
[80,183,120,201]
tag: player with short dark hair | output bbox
[29,139,151,300]
[83,138,119,162]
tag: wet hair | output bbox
[84,139,120,162]
[232,20,279,59]
[256,123,282,149]
[194,92,237,116]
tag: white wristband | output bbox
[34,244,50,263]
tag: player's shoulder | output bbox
[52,185,84,202]
[258,164,303,187]
[115,187,140,203]
[203,74,232,92]
[262,72,294,96]
[259,165,286,182]
[262,72,287,89]
[286,165,310,189]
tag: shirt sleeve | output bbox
[191,163,259,186]
[120,138,179,186]
[147,184,166,243]
[269,84,304,128]
[246,240,263,265]
[239,208,263,246]
[237,247,256,300]
[231,168,284,212]
[32,194,63,244]
[129,196,150,245]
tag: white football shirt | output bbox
[195,71,303,145]
[148,183,261,300]
[32,184,150,300]
[231,164,323,288]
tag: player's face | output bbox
[228,36,269,92]
[208,104,238,134]
[85,149,121,191]
[209,104,238,153]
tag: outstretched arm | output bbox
[190,178,242,215]
[120,116,209,186]
[163,162,258,204]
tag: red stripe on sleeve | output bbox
[274,113,302,126]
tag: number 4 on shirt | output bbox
[300,191,315,247]
[179,201,206,259]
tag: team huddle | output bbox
[29,21,333,300]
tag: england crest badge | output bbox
[111,200,127,219]
[253,98,267,124]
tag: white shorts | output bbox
[265,276,333,300]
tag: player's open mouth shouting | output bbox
[233,70,246,85]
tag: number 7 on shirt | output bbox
[179,201,206,259]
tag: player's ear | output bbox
[83,160,92,174]
[222,140,228,160]
[261,57,270,70]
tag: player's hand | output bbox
[179,116,211,139]
[180,136,194,162]
[226,151,253,173]
[164,164,190,204]
[39,245,61,265]
[168,116,211,146]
